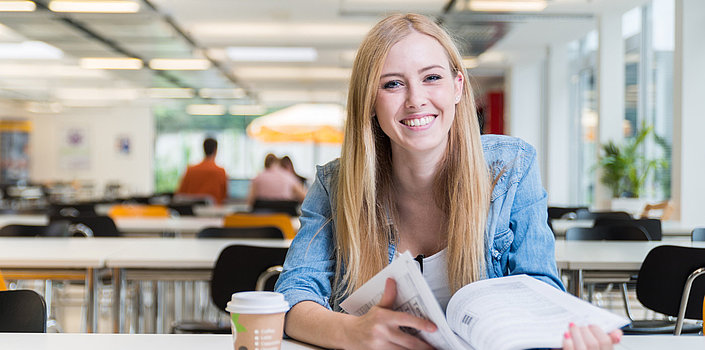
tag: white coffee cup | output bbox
[226,291,290,350]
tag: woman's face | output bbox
[374,32,463,158]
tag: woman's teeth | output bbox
[402,116,434,127]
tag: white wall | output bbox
[28,106,154,196]
[545,44,572,205]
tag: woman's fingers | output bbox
[564,323,617,350]
[378,278,398,309]
[562,329,575,350]
[608,329,622,344]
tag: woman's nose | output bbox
[405,82,427,109]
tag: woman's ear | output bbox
[454,72,464,104]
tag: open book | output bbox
[340,251,629,350]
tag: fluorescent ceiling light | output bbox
[192,23,371,39]
[469,0,546,12]
[80,57,143,70]
[0,1,36,11]
[234,67,351,80]
[462,57,479,69]
[259,90,346,104]
[225,47,318,62]
[186,104,225,116]
[148,88,194,99]
[0,41,63,59]
[55,88,140,100]
[0,63,107,78]
[229,104,266,116]
[199,88,246,99]
[49,0,140,13]
[25,101,63,114]
[149,58,211,70]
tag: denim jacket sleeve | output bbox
[274,160,339,310]
[482,135,564,291]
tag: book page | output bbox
[340,251,473,350]
[445,275,630,350]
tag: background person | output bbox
[274,13,621,350]
[280,155,307,186]
[247,153,306,207]
[176,137,228,205]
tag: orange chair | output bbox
[108,204,171,218]
[0,270,6,291]
[640,200,674,220]
[224,213,296,239]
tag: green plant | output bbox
[598,124,665,198]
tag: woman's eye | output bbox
[425,74,442,82]
[382,80,402,89]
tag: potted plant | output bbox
[597,124,666,213]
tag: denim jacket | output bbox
[274,134,564,312]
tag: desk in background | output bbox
[551,219,696,239]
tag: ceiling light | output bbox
[225,47,318,62]
[0,41,63,59]
[149,58,211,70]
[48,0,140,13]
[79,57,143,70]
[148,88,194,99]
[469,0,547,12]
[199,88,246,99]
[234,67,351,80]
[25,101,63,114]
[55,88,140,100]
[0,1,36,12]
[186,104,225,116]
[462,57,479,69]
[229,104,266,116]
[191,23,371,39]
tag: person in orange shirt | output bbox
[176,137,228,205]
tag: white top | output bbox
[421,249,452,311]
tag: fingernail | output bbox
[569,322,575,328]
[564,331,571,339]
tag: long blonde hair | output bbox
[334,13,491,300]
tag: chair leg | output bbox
[620,283,635,321]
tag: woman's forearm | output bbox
[285,301,355,349]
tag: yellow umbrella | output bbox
[246,103,345,144]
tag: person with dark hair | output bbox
[247,153,306,206]
[279,155,307,186]
[176,137,228,205]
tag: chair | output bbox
[49,215,121,237]
[252,199,300,216]
[108,204,171,218]
[224,213,296,239]
[171,245,289,334]
[548,206,588,220]
[692,228,705,242]
[575,209,633,220]
[197,227,284,239]
[48,203,97,217]
[594,218,662,241]
[565,225,650,241]
[167,204,195,216]
[0,290,47,332]
[621,245,705,335]
[0,223,73,237]
[640,200,674,220]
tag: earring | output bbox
[455,95,461,102]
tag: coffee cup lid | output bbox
[226,291,290,314]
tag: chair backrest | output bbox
[252,199,300,216]
[636,245,705,320]
[548,206,588,220]
[0,290,47,332]
[108,204,170,218]
[594,218,662,241]
[167,204,195,216]
[565,225,651,241]
[224,213,296,239]
[640,200,674,220]
[49,215,121,237]
[48,203,97,217]
[0,224,46,237]
[210,245,289,312]
[576,209,633,220]
[692,228,705,242]
[197,226,284,239]
[0,271,6,291]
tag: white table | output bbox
[551,219,697,238]
[0,237,132,333]
[0,333,318,349]
[0,333,700,350]
[555,240,705,297]
[105,238,292,333]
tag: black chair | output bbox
[197,227,284,239]
[548,206,588,220]
[48,215,121,237]
[575,209,633,220]
[594,218,662,241]
[565,225,650,241]
[0,223,72,237]
[692,228,705,242]
[621,245,705,335]
[0,290,47,332]
[171,245,289,334]
[252,199,300,216]
[168,204,195,216]
[48,203,97,217]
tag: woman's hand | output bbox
[341,278,438,350]
[562,323,622,350]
